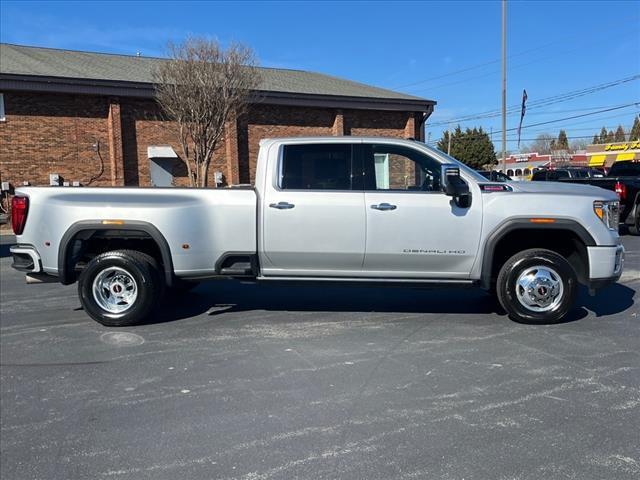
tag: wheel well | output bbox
[488,229,589,287]
[59,226,173,286]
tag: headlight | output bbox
[593,200,620,230]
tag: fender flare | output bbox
[58,220,174,286]
[479,218,596,289]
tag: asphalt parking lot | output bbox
[1,234,639,480]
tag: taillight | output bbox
[614,181,627,201]
[11,196,29,235]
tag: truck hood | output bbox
[507,181,618,200]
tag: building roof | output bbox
[0,43,435,112]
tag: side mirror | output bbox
[441,164,471,208]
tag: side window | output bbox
[363,144,442,192]
[555,170,570,179]
[531,171,545,181]
[280,144,353,190]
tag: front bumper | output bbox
[586,244,624,291]
[10,244,42,273]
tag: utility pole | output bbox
[501,0,507,172]
[447,124,452,155]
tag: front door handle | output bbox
[269,201,295,210]
[371,203,397,211]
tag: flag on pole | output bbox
[517,89,528,148]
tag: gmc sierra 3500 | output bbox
[10,137,624,326]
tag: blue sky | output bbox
[1,0,639,152]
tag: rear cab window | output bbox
[609,162,640,177]
[279,144,354,190]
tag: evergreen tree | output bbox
[606,130,615,142]
[599,127,608,144]
[556,130,569,150]
[630,116,640,141]
[614,125,626,142]
[592,134,599,145]
[436,125,497,169]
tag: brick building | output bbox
[0,44,435,189]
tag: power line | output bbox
[426,74,640,127]
[405,28,640,94]
[425,103,639,145]
[393,17,640,90]
[427,134,617,147]
[512,103,639,132]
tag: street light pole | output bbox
[501,0,507,172]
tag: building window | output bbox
[515,169,522,176]
[524,168,531,175]
[507,169,514,176]
[0,93,5,121]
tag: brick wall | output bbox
[0,91,422,189]
[0,92,114,187]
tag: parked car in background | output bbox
[10,137,624,326]
[478,170,512,182]
[531,167,604,181]
[559,161,640,235]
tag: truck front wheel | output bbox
[77,250,163,327]
[496,249,578,324]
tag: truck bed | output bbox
[14,186,258,278]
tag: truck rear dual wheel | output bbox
[496,249,578,324]
[628,208,640,236]
[78,250,164,327]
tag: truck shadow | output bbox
[149,280,635,326]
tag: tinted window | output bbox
[609,162,640,177]
[531,171,546,181]
[280,144,353,190]
[362,144,442,191]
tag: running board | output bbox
[257,276,476,286]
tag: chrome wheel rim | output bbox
[515,265,564,313]
[92,267,138,314]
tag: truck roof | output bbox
[259,136,425,146]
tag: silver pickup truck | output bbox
[10,137,624,326]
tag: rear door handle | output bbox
[371,203,397,211]
[269,201,295,210]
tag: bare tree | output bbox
[154,38,260,187]
[569,139,589,152]
[523,133,554,154]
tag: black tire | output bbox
[77,250,164,327]
[496,248,578,324]
[628,207,640,236]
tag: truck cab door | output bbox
[360,142,483,279]
[260,142,366,276]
